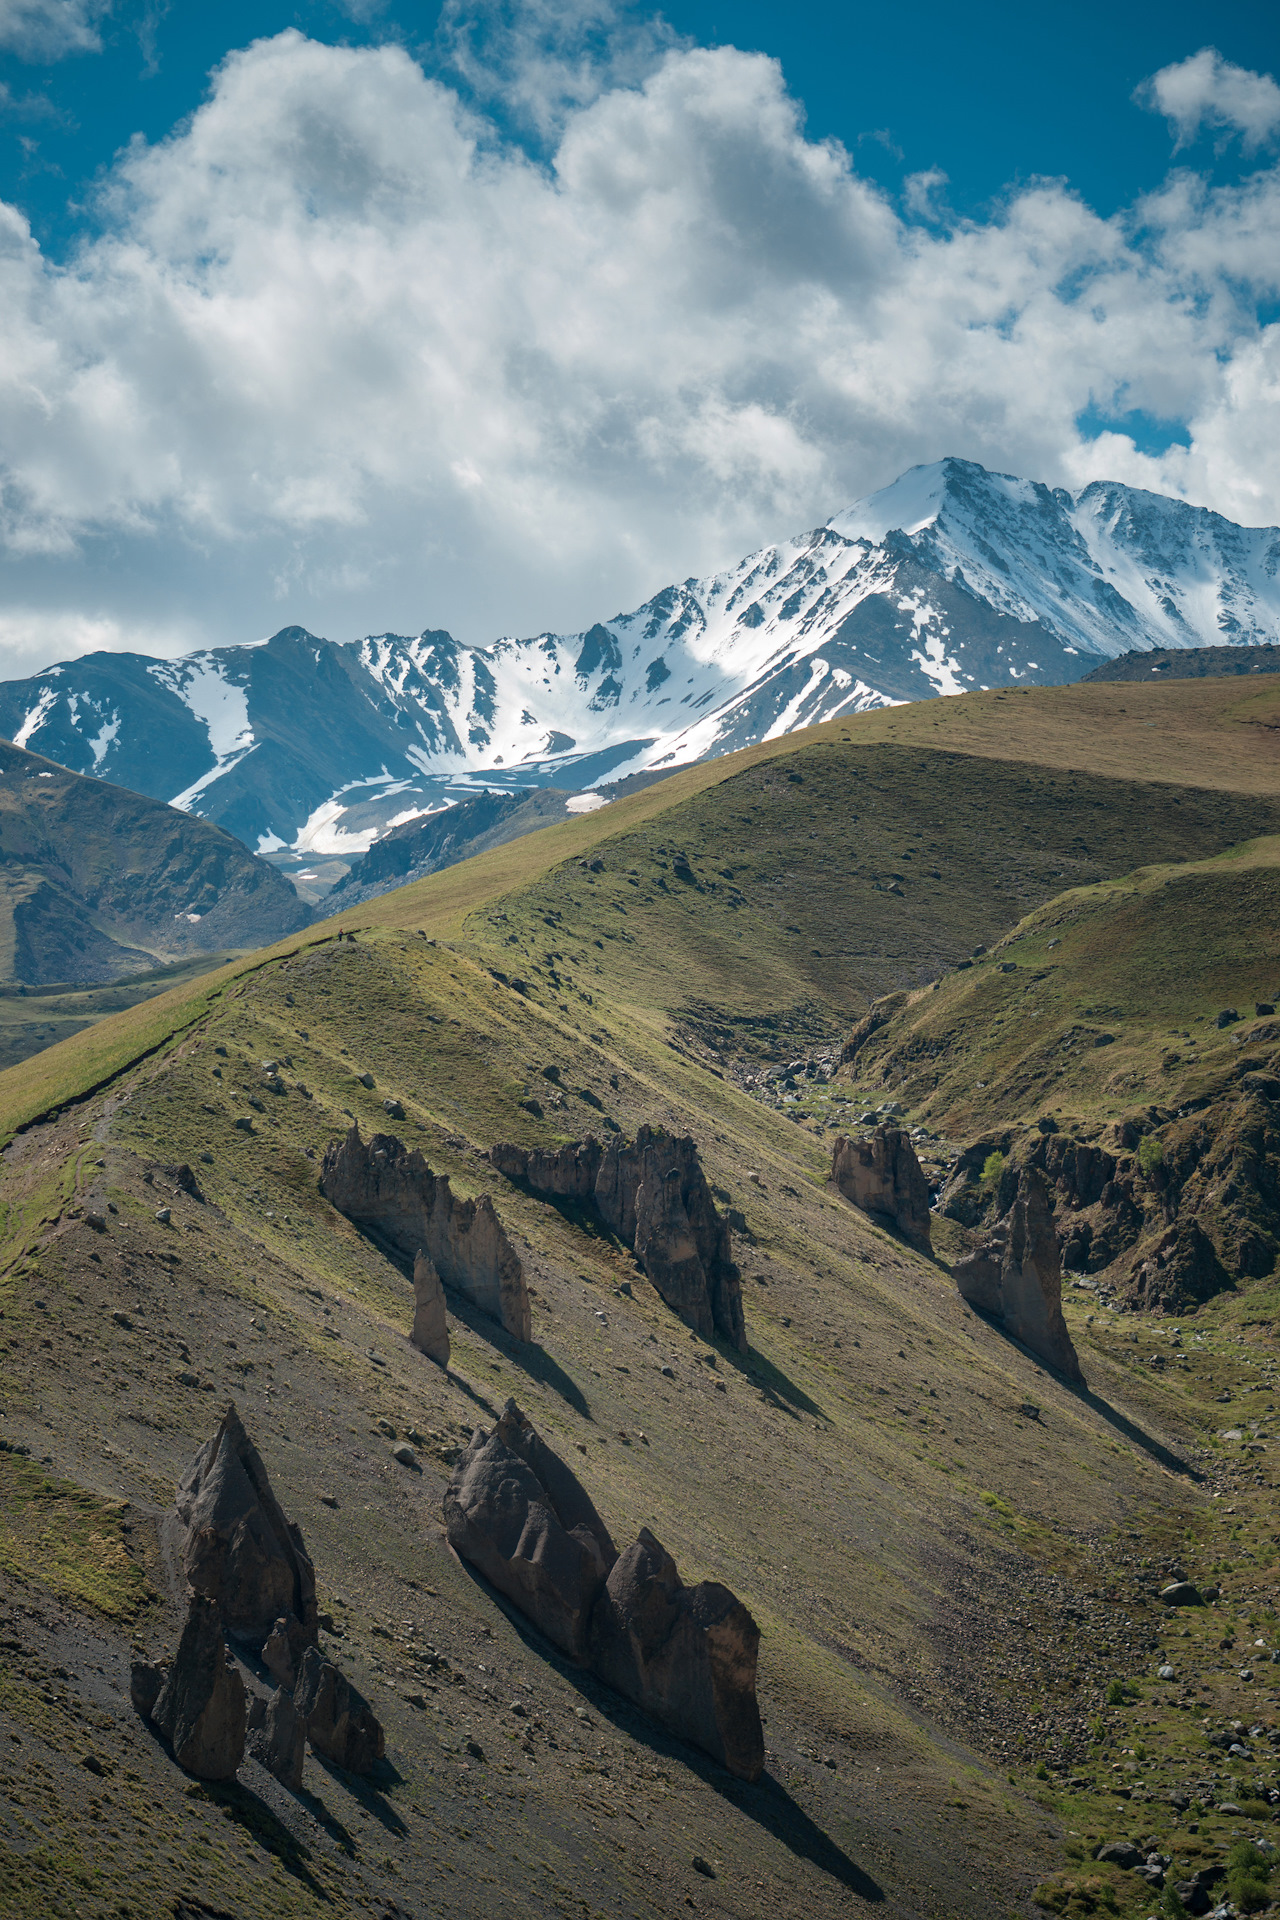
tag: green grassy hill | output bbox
[3,681,1280,1920]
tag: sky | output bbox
[0,0,1277,674]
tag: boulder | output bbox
[1159,1580,1204,1607]
[491,1127,745,1350]
[321,1127,530,1341]
[247,1685,306,1790]
[150,1595,247,1781]
[444,1400,617,1659]
[410,1250,450,1366]
[1095,1840,1143,1869]
[294,1646,384,1774]
[588,1527,764,1782]
[175,1403,318,1655]
[952,1167,1083,1381]
[830,1127,933,1252]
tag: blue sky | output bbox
[5,0,1275,244]
[0,0,1277,668]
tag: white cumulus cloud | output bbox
[0,0,103,60]
[1138,46,1280,152]
[0,29,1277,669]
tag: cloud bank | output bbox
[0,0,102,61]
[0,30,1278,667]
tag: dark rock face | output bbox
[130,1660,166,1720]
[321,1126,530,1341]
[175,1404,317,1655]
[150,1595,247,1781]
[830,1127,932,1252]
[444,1400,617,1658]
[490,1126,745,1350]
[294,1647,385,1774]
[589,1528,764,1782]
[952,1168,1083,1381]
[247,1686,306,1790]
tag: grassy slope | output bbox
[843,836,1280,1138]
[3,681,1280,1919]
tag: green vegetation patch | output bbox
[0,1451,154,1619]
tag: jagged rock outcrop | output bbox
[490,1126,745,1350]
[588,1527,764,1782]
[321,1126,530,1341]
[247,1686,306,1790]
[411,1250,450,1365]
[445,1400,617,1658]
[940,1067,1280,1312]
[830,1126,933,1252]
[294,1646,385,1774]
[175,1405,318,1657]
[130,1660,166,1720]
[841,991,910,1066]
[952,1167,1083,1381]
[261,1617,297,1691]
[150,1595,247,1780]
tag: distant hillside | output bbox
[0,740,310,989]
[1083,642,1280,682]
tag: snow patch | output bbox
[565,793,609,813]
[14,687,56,749]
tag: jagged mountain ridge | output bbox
[1,457,1277,858]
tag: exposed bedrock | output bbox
[444,1399,617,1658]
[443,1406,764,1777]
[175,1403,318,1656]
[589,1527,765,1783]
[952,1167,1083,1381]
[411,1250,451,1366]
[150,1594,247,1781]
[294,1647,385,1775]
[830,1125,933,1252]
[321,1126,530,1341]
[247,1686,306,1791]
[489,1126,745,1350]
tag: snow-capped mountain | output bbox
[2,457,1277,861]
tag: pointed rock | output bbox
[411,1250,450,1365]
[952,1166,1083,1381]
[830,1126,933,1252]
[589,1527,764,1782]
[294,1647,384,1774]
[321,1126,529,1340]
[444,1399,617,1659]
[151,1594,246,1781]
[175,1403,317,1654]
[248,1685,306,1791]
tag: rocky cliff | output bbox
[830,1126,933,1252]
[951,1167,1083,1381]
[321,1126,530,1341]
[489,1126,745,1350]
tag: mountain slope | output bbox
[0,740,310,989]
[2,460,1278,860]
[3,678,1280,1920]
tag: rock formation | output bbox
[444,1399,618,1659]
[490,1126,745,1350]
[321,1127,530,1341]
[261,1617,297,1691]
[150,1595,247,1781]
[175,1404,318,1656]
[247,1686,306,1790]
[589,1528,764,1782]
[952,1167,1083,1380]
[294,1646,385,1774]
[830,1126,933,1252]
[130,1659,165,1720]
[411,1250,450,1365]
[840,990,909,1066]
